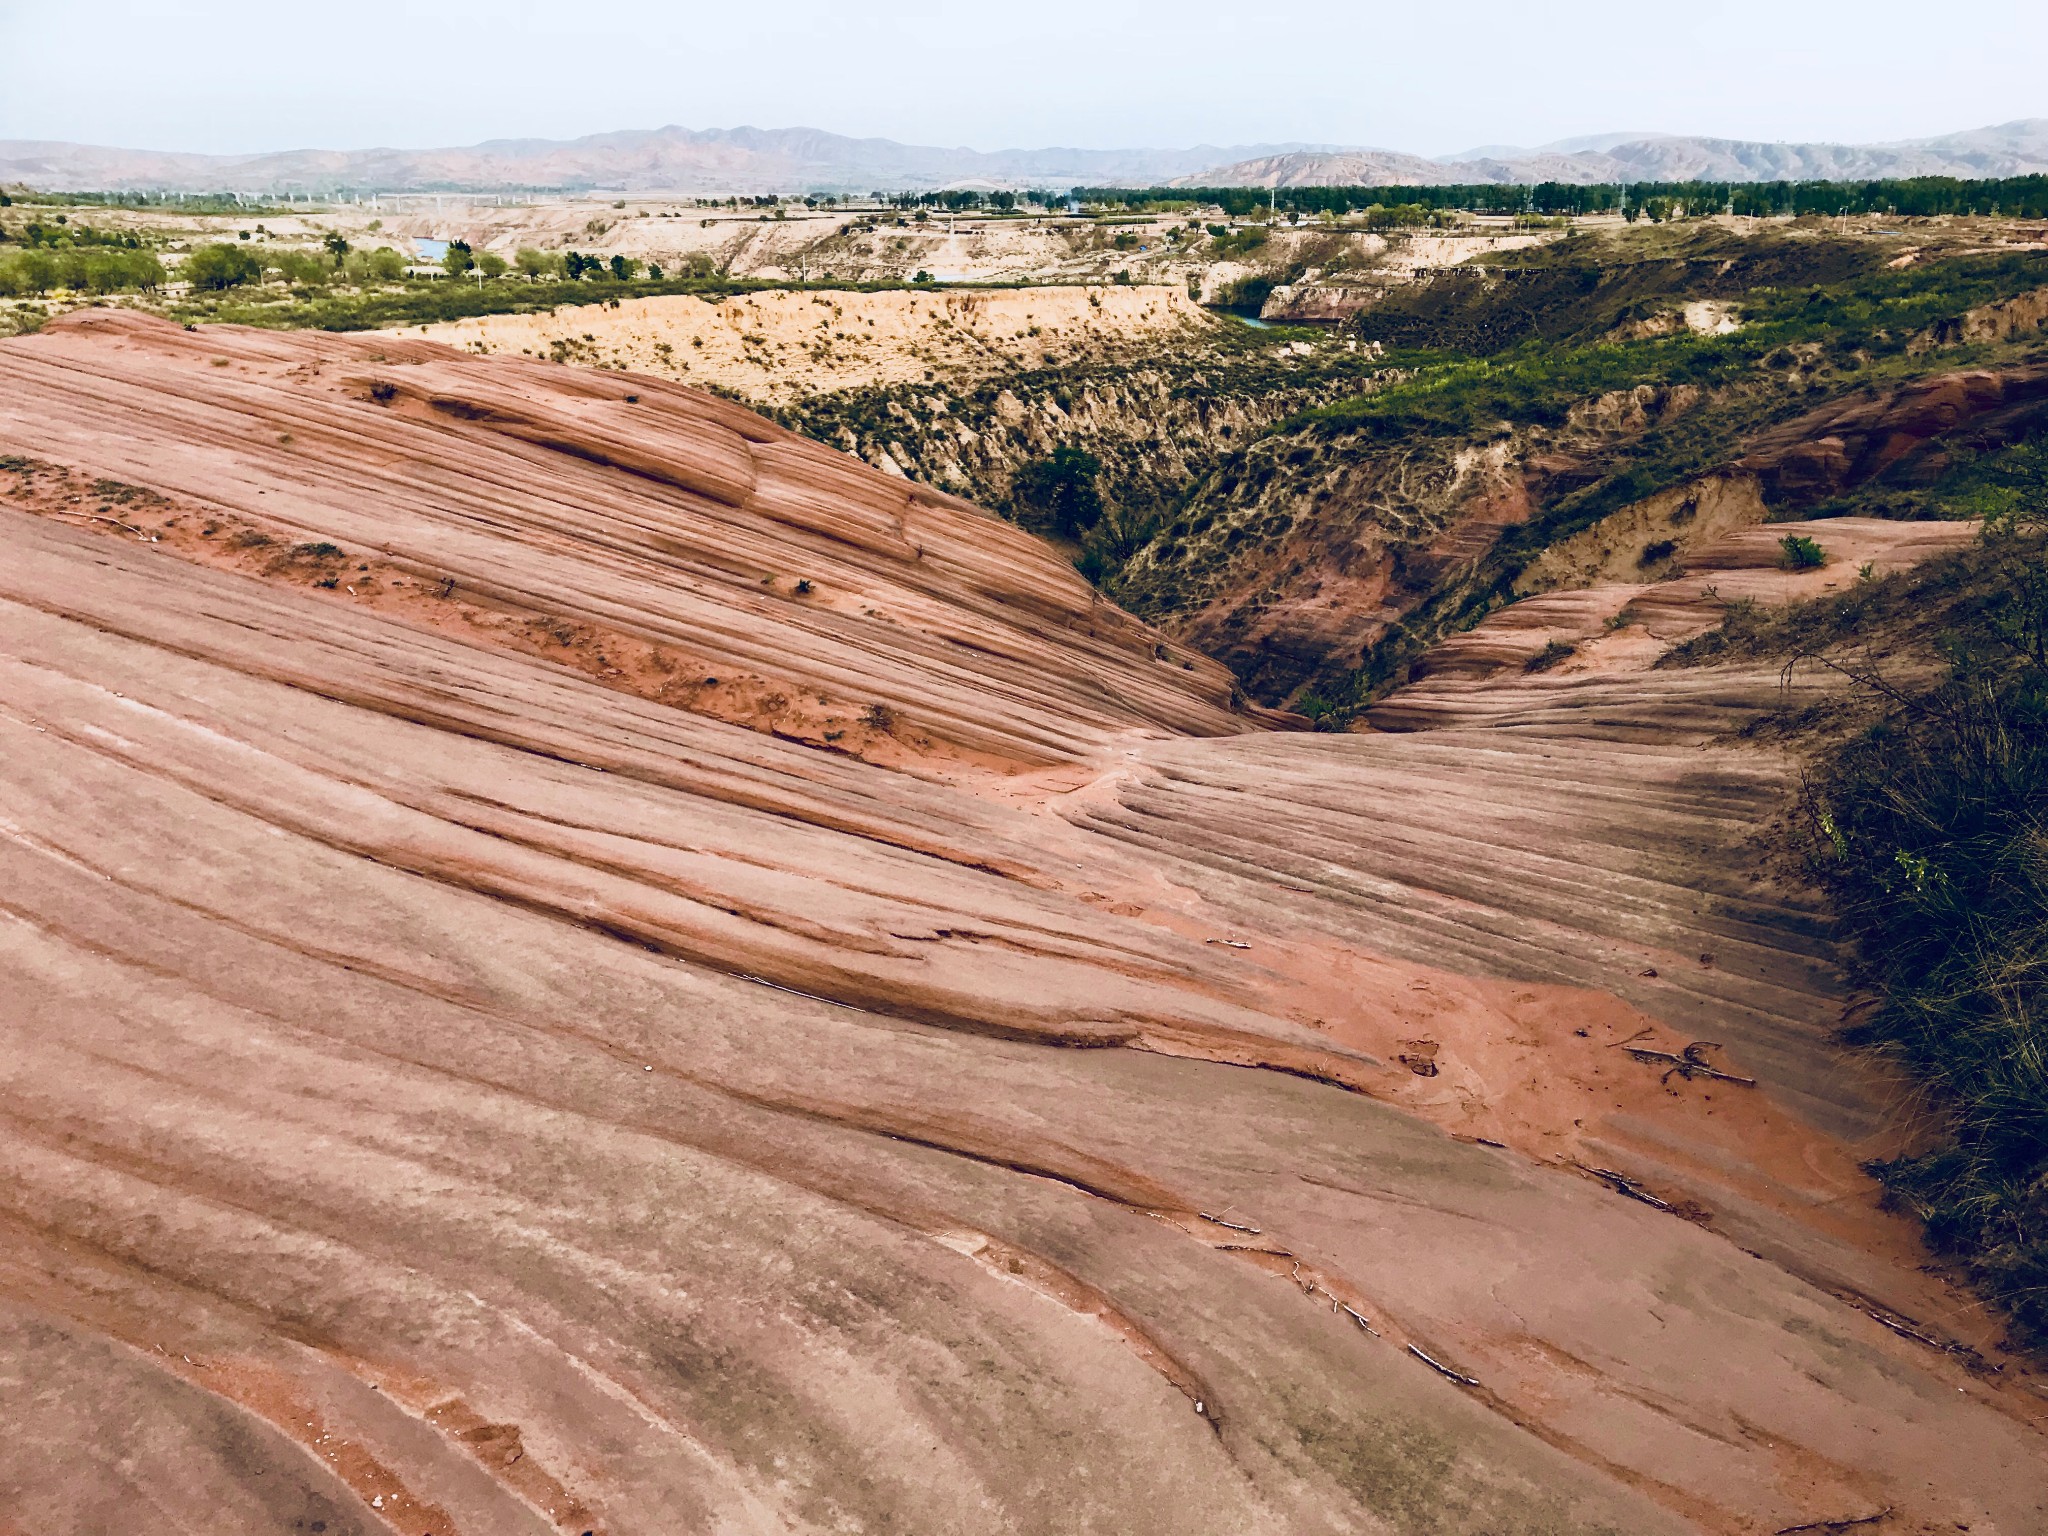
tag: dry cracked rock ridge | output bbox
[0,310,2040,1536]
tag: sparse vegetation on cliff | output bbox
[1091,228,2048,711]
[773,331,1383,595]
[1804,512,2048,1346]
[1658,459,2048,1343]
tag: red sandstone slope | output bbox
[1,314,2043,1536]
[0,310,1248,772]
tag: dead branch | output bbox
[1625,1040,1757,1086]
[1337,1301,1378,1336]
[736,973,864,1011]
[1575,1163,1674,1212]
[1774,1508,1890,1535]
[1865,1308,1945,1349]
[1406,1344,1480,1387]
[1861,1308,1999,1371]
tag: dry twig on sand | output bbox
[1337,1301,1378,1336]
[1574,1163,1675,1211]
[1774,1509,1891,1535]
[1859,1307,2000,1372]
[1625,1040,1758,1086]
[1406,1345,1480,1387]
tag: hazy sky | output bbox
[2,0,2039,156]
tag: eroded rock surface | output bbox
[1,314,2042,1536]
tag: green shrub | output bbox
[1294,689,1338,725]
[1013,445,1105,538]
[184,243,262,290]
[0,248,58,294]
[1780,533,1827,569]
[1932,440,2048,524]
[269,249,330,287]
[340,247,403,283]
[1210,226,1269,259]
[0,245,165,295]
[1215,274,1275,313]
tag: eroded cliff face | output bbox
[1927,283,2048,347]
[1121,359,2048,711]
[425,290,1389,550]
[1118,383,1713,704]
[779,344,1383,530]
[1734,362,2048,503]
[411,285,1222,404]
[1281,228,1889,351]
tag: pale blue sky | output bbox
[1,0,2038,156]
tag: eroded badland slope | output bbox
[1,311,2044,1536]
[1110,230,2048,714]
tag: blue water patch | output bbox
[414,238,449,262]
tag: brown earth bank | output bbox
[1,312,2044,1536]
[1129,360,2048,709]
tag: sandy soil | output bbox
[1,312,2042,1536]
[403,284,1219,402]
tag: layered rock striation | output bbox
[0,314,2041,1536]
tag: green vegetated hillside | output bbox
[1105,228,2048,711]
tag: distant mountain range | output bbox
[0,126,1334,196]
[2,120,2045,196]
[1184,121,2048,188]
